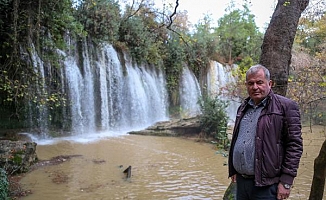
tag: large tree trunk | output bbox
[309,139,326,200]
[260,0,309,96]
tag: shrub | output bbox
[199,95,229,149]
[0,168,9,200]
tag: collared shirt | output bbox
[232,98,267,175]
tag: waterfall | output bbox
[122,54,169,130]
[179,66,202,117]
[26,41,238,142]
[64,56,86,134]
[178,62,239,122]
[81,42,96,132]
[27,42,169,142]
[62,43,96,135]
[96,44,169,132]
[206,61,240,124]
[29,43,49,137]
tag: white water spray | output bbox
[27,41,238,143]
[179,66,202,117]
[206,61,240,124]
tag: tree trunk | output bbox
[309,139,326,200]
[260,0,309,96]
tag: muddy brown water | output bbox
[19,126,326,199]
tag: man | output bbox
[228,64,303,200]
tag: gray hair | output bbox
[246,64,270,81]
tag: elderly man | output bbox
[228,64,303,200]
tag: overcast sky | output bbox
[156,0,277,31]
[119,0,277,31]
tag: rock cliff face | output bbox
[128,116,201,137]
[0,140,38,174]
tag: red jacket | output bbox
[228,90,303,186]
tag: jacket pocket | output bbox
[261,143,282,178]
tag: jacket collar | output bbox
[242,90,275,111]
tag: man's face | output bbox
[245,69,272,105]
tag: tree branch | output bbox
[166,0,179,29]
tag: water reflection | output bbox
[19,126,326,199]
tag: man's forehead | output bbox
[247,77,264,81]
[247,71,265,79]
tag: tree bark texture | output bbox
[309,139,326,200]
[260,0,309,96]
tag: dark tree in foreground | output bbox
[260,0,309,96]
[309,140,326,200]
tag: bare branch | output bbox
[123,0,146,21]
[166,0,179,29]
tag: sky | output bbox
[169,0,276,29]
[157,0,277,31]
[119,0,277,32]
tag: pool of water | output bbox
[19,135,229,199]
[19,126,326,199]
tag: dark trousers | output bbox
[236,175,278,200]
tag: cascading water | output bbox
[64,55,86,134]
[206,61,241,124]
[96,44,169,132]
[81,42,96,133]
[26,41,238,143]
[28,43,169,142]
[23,43,168,142]
[179,66,202,117]
[29,43,49,137]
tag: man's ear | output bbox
[269,80,273,87]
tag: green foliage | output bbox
[0,168,9,200]
[118,4,166,65]
[43,1,73,47]
[199,95,229,149]
[291,9,326,126]
[295,14,326,55]
[0,0,83,126]
[1,145,34,175]
[223,182,237,200]
[0,71,29,103]
[0,0,10,32]
[283,1,291,6]
[287,47,326,126]
[189,15,218,76]
[230,56,254,99]
[77,0,120,43]
[12,151,23,165]
[162,33,186,105]
[213,4,263,64]
[119,16,152,64]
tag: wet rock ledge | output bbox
[0,140,37,174]
[128,116,201,137]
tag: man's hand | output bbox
[231,174,236,183]
[277,182,291,199]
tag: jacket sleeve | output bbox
[280,100,303,185]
